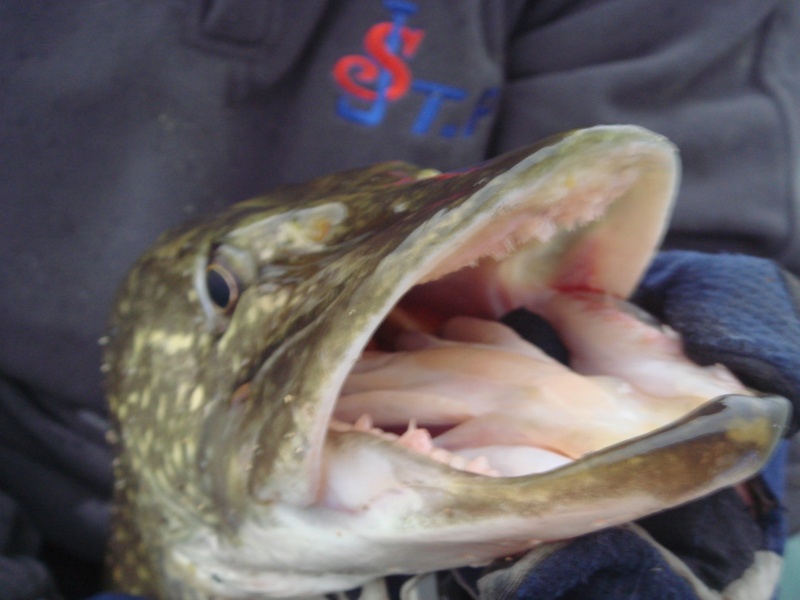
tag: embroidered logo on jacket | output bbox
[332,0,497,137]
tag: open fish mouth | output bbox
[217,127,786,565]
[108,126,791,598]
[327,162,746,484]
[242,127,786,507]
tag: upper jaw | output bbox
[238,125,681,506]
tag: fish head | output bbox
[105,126,790,598]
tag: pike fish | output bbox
[104,126,790,599]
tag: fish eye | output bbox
[206,261,241,312]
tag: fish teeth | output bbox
[353,413,373,431]
[429,448,452,464]
[328,419,351,432]
[466,456,496,476]
[398,422,435,454]
[329,417,498,476]
[449,455,468,471]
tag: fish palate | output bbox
[104,125,791,598]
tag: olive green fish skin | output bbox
[103,126,789,598]
[103,162,432,590]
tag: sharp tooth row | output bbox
[353,413,374,431]
[331,415,498,476]
[397,420,435,454]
